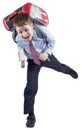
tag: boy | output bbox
[13,13,78,127]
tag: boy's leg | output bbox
[24,60,41,115]
[42,54,78,78]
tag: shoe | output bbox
[26,114,36,128]
[69,69,78,79]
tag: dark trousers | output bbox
[24,54,72,114]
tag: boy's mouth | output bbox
[23,35,32,41]
[23,36,30,41]
[23,36,29,39]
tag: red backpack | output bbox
[3,2,49,31]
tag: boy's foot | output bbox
[26,113,36,128]
[69,69,78,79]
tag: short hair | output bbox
[13,13,33,27]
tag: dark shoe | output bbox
[69,69,78,79]
[26,114,36,128]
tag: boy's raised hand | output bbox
[39,52,48,61]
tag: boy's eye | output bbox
[25,29,28,32]
[19,31,22,34]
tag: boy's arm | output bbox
[15,35,25,67]
[15,35,23,59]
[37,25,56,55]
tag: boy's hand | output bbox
[39,52,48,61]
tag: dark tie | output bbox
[29,40,41,65]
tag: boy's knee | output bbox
[24,83,38,96]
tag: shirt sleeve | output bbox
[15,35,24,50]
[36,25,56,55]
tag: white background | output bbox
[0,0,82,130]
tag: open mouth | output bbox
[23,36,31,41]
[23,36,29,39]
[23,35,32,41]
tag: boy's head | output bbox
[13,13,34,41]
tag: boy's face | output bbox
[15,23,34,41]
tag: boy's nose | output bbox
[22,31,27,37]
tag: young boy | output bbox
[13,13,78,127]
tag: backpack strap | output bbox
[33,24,47,39]
[12,29,17,43]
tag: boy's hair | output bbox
[13,13,33,27]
